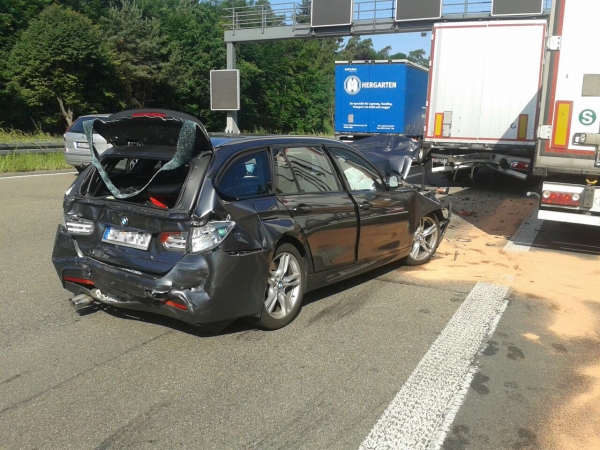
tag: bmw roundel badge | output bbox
[121,217,129,227]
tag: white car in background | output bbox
[64,114,111,171]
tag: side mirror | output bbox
[386,174,400,189]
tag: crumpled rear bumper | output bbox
[52,226,270,326]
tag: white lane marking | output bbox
[360,282,510,450]
[504,208,543,252]
[0,172,76,180]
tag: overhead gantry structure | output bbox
[214,0,552,133]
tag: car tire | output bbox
[258,244,306,330]
[126,158,138,173]
[405,214,441,266]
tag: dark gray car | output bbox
[53,109,449,332]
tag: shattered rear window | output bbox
[84,156,192,209]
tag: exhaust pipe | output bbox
[69,293,94,311]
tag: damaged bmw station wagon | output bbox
[52,110,450,332]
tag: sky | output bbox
[265,1,432,58]
[367,32,431,58]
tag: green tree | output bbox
[161,0,226,129]
[389,51,409,60]
[0,0,52,128]
[408,49,429,67]
[55,0,113,21]
[296,0,311,24]
[338,36,392,61]
[102,0,172,109]
[7,4,118,129]
[0,0,52,55]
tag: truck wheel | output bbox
[415,146,425,165]
[415,139,426,164]
[258,244,306,330]
[405,214,440,266]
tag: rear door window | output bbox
[272,148,299,194]
[285,146,340,193]
[217,150,272,200]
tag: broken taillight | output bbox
[64,216,95,235]
[160,232,188,251]
[189,221,235,254]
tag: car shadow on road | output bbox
[79,303,256,337]
[302,259,407,307]
[75,259,411,337]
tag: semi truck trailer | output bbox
[423,19,547,181]
[334,60,429,161]
[532,0,600,226]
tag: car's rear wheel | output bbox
[126,158,138,173]
[405,214,440,266]
[258,244,305,330]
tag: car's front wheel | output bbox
[405,214,440,266]
[258,244,306,330]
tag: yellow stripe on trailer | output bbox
[434,113,444,137]
[517,114,529,140]
[552,101,573,148]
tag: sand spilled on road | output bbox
[400,190,600,449]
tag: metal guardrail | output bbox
[0,142,63,156]
[223,0,553,31]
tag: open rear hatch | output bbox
[64,109,213,275]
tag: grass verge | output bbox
[0,127,61,144]
[0,153,71,173]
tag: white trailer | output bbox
[532,0,600,226]
[424,19,547,180]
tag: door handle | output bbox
[359,201,372,211]
[293,204,312,214]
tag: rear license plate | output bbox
[102,227,152,250]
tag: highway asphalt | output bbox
[1,169,598,449]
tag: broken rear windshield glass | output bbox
[84,156,191,209]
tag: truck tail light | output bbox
[542,190,581,207]
[510,161,530,171]
[551,101,573,148]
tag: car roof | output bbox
[74,114,111,120]
[208,133,342,149]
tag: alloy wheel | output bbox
[410,215,439,262]
[265,252,302,320]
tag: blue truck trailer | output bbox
[334,60,429,143]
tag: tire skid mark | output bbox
[0,330,173,416]
[95,400,172,450]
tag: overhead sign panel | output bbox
[210,70,240,111]
[491,0,543,16]
[395,0,442,22]
[311,0,353,27]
